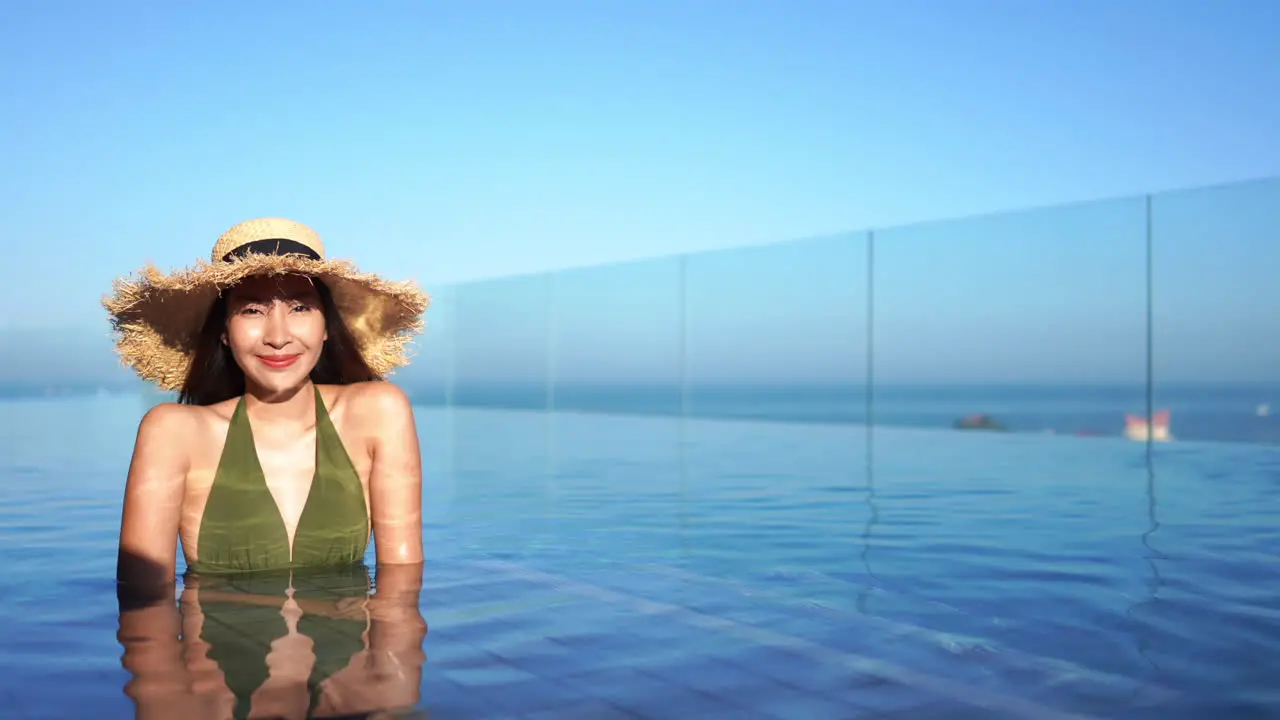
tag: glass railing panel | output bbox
[1150,177,1280,445]
[871,197,1148,438]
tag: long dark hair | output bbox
[178,279,377,406]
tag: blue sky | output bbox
[1,0,1278,386]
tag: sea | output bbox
[6,381,1277,445]
[0,382,1278,718]
[412,381,1280,445]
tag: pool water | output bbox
[1,396,1277,718]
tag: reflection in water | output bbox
[858,422,880,614]
[679,412,690,563]
[1127,449,1166,678]
[117,563,427,720]
[1141,460,1164,587]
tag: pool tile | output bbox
[522,699,638,719]
[498,599,628,633]
[606,681,761,718]
[423,579,500,606]
[1026,677,1168,719]
[639,654,772,695]
[426,637,497,666]
[441,661,539,688]
[421,564,479,584]
[480,675,602,715]
[562,666,690,701]
[629,621,755,659]
[542,628,679,670]
[460,577,556,599]
[490,635,599,678]
[433,615,520,645]
[769,614,900,659]
[682,597,792,627]
[0,690,21,720]
[419,674,510,717]
[626,614,715,643]
[433,596,572,626]
[871,699,1022,719]
[724,642,879,694]
[697,670,865,719]
[860,701,965,719]
[542,666,761,718]
[847,679,943,715]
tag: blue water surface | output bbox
[1,393,1278,718]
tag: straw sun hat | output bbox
[103,217,430,392]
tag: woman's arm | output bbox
[357,382,423,565]
[118,403,190,595]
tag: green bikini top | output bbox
[191,387,370,574]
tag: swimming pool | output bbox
[1,395,1276,718]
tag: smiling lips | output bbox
[257,354,302,369]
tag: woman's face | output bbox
[223,274,327,397]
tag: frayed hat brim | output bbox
[102,253,430,392]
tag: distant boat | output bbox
[1124,409,1172,442]
[954,413,1008,432]
[1259,403,1271,418]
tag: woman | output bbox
[105,217,431,588]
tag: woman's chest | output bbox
[178,430,372,549]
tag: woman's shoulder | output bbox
[321,382,414,430]
[136,399,236,438]
[323,381,412,410]
[128,403,207,480]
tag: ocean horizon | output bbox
[3,379,1275,445]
